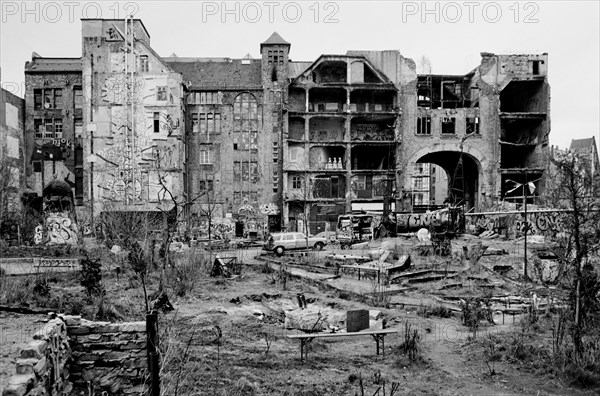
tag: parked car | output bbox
[313,231,338,243]
[263,232,327,256]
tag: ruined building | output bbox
[19,19,551,236]
[0,87,26,219]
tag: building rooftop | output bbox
[570,137,596,152]
[261,32,290,48]
[25,55,82,73]
[164,58,262,90]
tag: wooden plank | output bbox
[287,329,397,339]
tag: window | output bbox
[54,119,63,138]
[33,161,42,172]
[234,161,259,182]
[154,112,160,133]
[532,60,540,75]
[140,55,149,72]
[157,86,167,101]
[292,176,303,189]
[199,179,214,191]
[441,117,456,134]
[207,113,214,133]
[192,113,199,133]
[44,119,54,138]
[34,119,44,138]
[54,89,62,109]
[413,178,424,189]
[34,89,42,110]
[35,88,62,109]
[268,50,284,65]
[194,112,220,135]
[233,192,241,204]
[466,117,480,134]
[417,116,431,135]
[73,87,83,109]
[200,91,219,104]
[188,92,221,104]
[199,150,211,164]
[214,113,221,133]
[44,90,52,108]
[233,93,258,150]
[75,118,83,137]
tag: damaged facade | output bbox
[0,87,26,218]
[18,18,553,236]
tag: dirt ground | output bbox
[157,246,597,396]
[0,312,47,391]
[1,236,597,395]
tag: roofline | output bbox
[81,18,150,39]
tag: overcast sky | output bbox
[1,0,598,150]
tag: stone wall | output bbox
[2,317,72,396]
[2,315,148,396]
[67,316,147,395]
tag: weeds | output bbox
[460,297,494,339]
[416,304,453,319]
[398,320,421,361]
[80,255,104,300]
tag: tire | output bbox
[275,246,285,256]
[314,242,324,251]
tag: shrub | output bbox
[80,255,104,300]
[417,304,453,318]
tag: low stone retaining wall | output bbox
[2,315,148,396]
[2,317,71,396]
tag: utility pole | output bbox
[523,171,528,279]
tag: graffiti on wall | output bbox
[465,210,568,238]
[38,212,79,245]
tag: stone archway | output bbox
[405,143,488,211]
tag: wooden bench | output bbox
[287,328,398,363]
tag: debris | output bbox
[417,228,431,242]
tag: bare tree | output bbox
[550,151,600,359]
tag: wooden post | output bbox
[146,311,160,396]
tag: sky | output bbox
[1,0,599,150]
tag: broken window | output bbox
[233,93,258,150]
[441,117,456,134]
[73,87,83,109]
[44,119,54,138]
[44,90,52,109]
[192,113,199,133]
[154,113,161,133]
[34,89,42,109]
[417,116,431,135]
[75,118,83,138]
[466,117,480,134]
[34,119,44,138]
[140,55,149,72]
[532,60,540,75]
[54,89,62,109]
[156,86,167,101]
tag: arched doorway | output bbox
[414,151,481,211]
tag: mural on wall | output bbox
[465,210,568,238]
[260,203,280,215]
[45,212,79,245]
